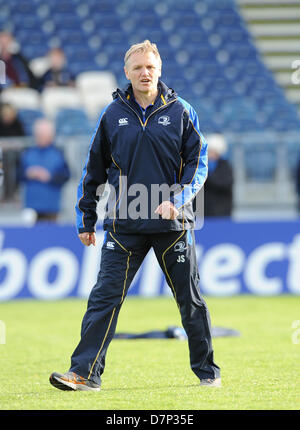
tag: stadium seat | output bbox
[1,88,41,110]
[22,44,49,60]
[91,11,119,28]
[79,93,113,119]
[41,87,82,118]
[75,71,117,118]
[218,27,250,44]
[84,0,119,11]
[12,14,43,31]
[64,45,94,61]
[10,0,38,15]
[68,61,100,77]
[47,0,79,14]
[55,108,92,136]
[55,29,87,47]
[127,28,164,46]
[76,71,117,94]
[18,108,45,135]
[199,118,220,135]
[244,143,277,181]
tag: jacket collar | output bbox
[113,80,177,106]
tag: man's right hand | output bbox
[78,232,96,246]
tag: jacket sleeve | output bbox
[171,100,208,210]
[76,107,111,233]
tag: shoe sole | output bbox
[49,374,100,392]
[200,378,222,387]
[49,374,75,391]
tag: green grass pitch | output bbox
[0,295,299,410]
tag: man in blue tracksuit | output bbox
[50,40,221,391]
[19,118,70,222]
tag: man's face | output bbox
[34,121,55,147]
[124,51,161,95]
[0,32,14,56]
[208,149,220,161]
[49,49,65,71]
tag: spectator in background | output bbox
[0,102,24,136]
[0,148,3,188]
[204,133,233,217]
[0,31,38,89]
[0,102,25,200]
[39,47,75,90]
[19,118,70,222]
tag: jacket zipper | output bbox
[118,92,176,130]
[143,101,176,129]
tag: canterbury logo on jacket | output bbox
[76,80,208,234]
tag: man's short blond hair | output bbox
[124,40,162,68]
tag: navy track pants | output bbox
[70,230,220,385]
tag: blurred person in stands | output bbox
[0,102,25,200]
[18,118,70,222]
[0,149,3,188]
[0,102,24,136]
[0,31,37,89]
[39,47,75,90]
[204,133,233,217]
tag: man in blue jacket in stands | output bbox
[50,40,221,391]
[19,118,70,222]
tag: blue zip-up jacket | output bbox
[76,80,208,234]
[19,144,70,214]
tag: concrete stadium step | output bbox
[275,71,296,86]
[286,88,300,104]
[258,39,300,54]
[236,0,300,110]
[248,23,300,37]
[263,55,299,70]
[242,7,300,20]
[237,0,300,5]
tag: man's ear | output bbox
[124,66,129,80]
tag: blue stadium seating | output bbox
[55,108,92,136]
[18,109,45,135]
[244,142,278,181]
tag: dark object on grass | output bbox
[114,326,240,340]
